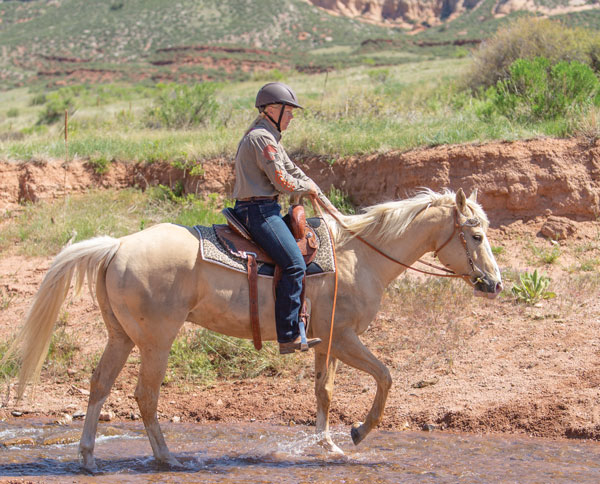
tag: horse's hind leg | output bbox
[79,287,134,471]
[314,351,343,454]
[333,328,392,446]
[135,345,180,467]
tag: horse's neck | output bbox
[343,207,444,289]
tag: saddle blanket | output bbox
[193,217,336,277]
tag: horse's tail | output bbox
[5,236,121,400]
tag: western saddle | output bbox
[216,205,319,350]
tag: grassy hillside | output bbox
[0,0,403,88]
[0,58,563,164]
[3,0,597,89]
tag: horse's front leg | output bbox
[314,351,343,454]
[334,328,392,445]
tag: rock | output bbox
[55,413,73,425]
[130,412,140,420]
[411,377,439,389]
[42,431,81,446]
[72,410,86,419]
[1,436,35,446]
[99,410,114,422]
[540,216,577,240]
[100,426,124,437]
[67,368,77,376]
[422,423,437,432]
[11,411,22,417]
[171,416,181,423]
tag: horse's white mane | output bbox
[330,188,488,246]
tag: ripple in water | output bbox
[0,418,599,483]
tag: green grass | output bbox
[529,242,562,265]
[0,187,231,257]
[0,58,556,163]
[0,341,19,382]
[166,328,301,385]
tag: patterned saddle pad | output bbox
[193,217,336,277]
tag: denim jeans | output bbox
[233,200,306,343]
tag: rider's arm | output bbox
[251,136,313,195]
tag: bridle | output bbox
[432,208,483,281]
[309,196,485,367]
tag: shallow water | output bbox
[1,418,599,483]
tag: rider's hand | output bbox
[307,181,319,196]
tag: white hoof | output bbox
[318,437,345,455]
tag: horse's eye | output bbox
[472,234,483,242]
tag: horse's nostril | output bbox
[496,282,503,293]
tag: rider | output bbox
[232,82,334,355]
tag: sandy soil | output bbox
[2,136,600,443]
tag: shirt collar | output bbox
[257,117,281,142]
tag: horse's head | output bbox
[434,188,503,299]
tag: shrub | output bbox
[30,93,47,106]
[326,185,355,214]
[87,153,113,175]
[483,57,600,122]
[367,68,390,84]
[465,17,600,90]
[511,269,556,304]
[146,82,219,129]
[36,90,76,125]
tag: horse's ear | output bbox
[469,188,478,202]
[456,188,467,215]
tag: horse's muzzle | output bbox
[473,277,503,299]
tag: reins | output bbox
[309,195,480,367]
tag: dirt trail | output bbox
[2,136,600,443]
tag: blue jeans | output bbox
[233,200,306,343]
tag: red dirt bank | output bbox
[1,136,600,442]
[2,136,600,224]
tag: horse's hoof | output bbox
[80,461,98,474]
[165,456,183,468]
[79,454,98,474]
[318,438,345,455]
[351,422,364,445]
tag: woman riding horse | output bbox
[232,82,336,354]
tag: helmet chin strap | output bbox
[264,104,285,132]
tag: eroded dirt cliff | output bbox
[2,137,599,226]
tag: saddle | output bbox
[216,205,319,350]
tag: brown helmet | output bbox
[255,82,303,110]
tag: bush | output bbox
[146,82,219,129]
[483,57,600,122]
[36,90,76,125]
[465,17,600,90]
[511,269,556,304]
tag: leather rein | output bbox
[309,196,481,367]
[312,197,480,281]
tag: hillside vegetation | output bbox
[1,18,599,169]
[2,0,600,89]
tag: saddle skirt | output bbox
[193,217,336,277]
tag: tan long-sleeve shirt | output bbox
[233,118,314,200]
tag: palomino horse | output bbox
[8,188,501,470]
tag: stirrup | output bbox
[299,298,312,351]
